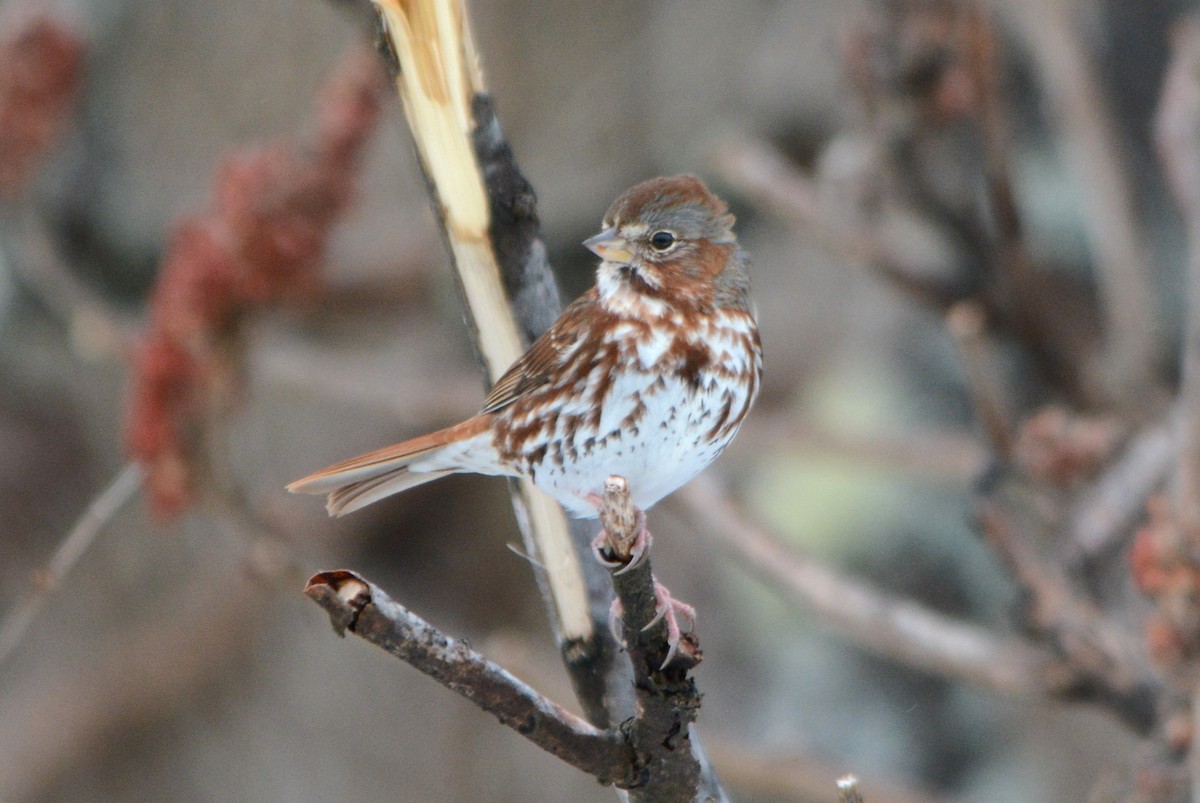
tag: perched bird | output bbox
[290,174,761,664]
[290,174,761,551]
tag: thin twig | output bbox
[946,301,1014,459]
[677,476,1058,697]
[1064,411,1175,564]
[304,570,634,785]
[0,462,141,667]
[837,774,865,803]
[976,501,1158,733]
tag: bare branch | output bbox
[304,570,634,786]
[1065,411,1175,564]
[946,302,1014,459]
[0,462,141,667]
[596,477,712,802]
[976,501,1158,733]
[676,476,1058,697]
[368,0,591,648]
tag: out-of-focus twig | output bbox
[1065,410,1175,564]
[1153,19,1200,797]
[716,138,965,310]
[0,462,141,668]
[946,301,1013,459]
[677,476,1061,697]
[977,501,1157,734]
[304,570,634,786]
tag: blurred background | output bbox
[0,0,1193,800]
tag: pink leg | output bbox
[609,578,697,670]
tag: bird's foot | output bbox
[609,578,697,670]
[590,504,651,575]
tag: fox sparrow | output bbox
[290,174,762,659]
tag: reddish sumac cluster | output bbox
[125,49,385,516]
[0,12,84,195]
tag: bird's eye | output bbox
[649,230,676,251]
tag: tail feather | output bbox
[287,415,493,516]
[325,467,454,516]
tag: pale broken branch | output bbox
[304,570,633,785]
[368,0,590,647]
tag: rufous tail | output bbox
[287,416,492,516]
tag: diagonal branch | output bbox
[676,476,1060,697]
[304,570,634,785]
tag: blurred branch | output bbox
[706,740,954,803]
[304,570,635,786]
[677,476,1061,697]
[1157,18,1200,536]
[0,545,259,801]
[992,0,1158,403]
[0,462,141,667]
[946,301,1013,459]
[976,501,1158,734]
[716,138,965,310]
[1065,410,1175,564]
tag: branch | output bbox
[676,476,1058,697]
[366,0,640,733]
[976,501,1158,734]
[304,570,634,785]
[368,0,591,652]
[1064,410,1175,564]
[596,477,707,801]
[0,462,141,666]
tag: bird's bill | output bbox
[583,228,634,264]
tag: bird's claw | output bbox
[590,507,651,573]
[608,578,697,670]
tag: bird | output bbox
[290,174,761,665]
[288,175,761,535]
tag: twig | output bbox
[304,570,634,786]
[1065,411,1175,564]
[716,138,966,310]
[946,301,1013,459]
[837,775,865,803]
[0,462,141,667]
[976,501,1158,733]
[597,477,708,801]
[677,476,1058,697]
